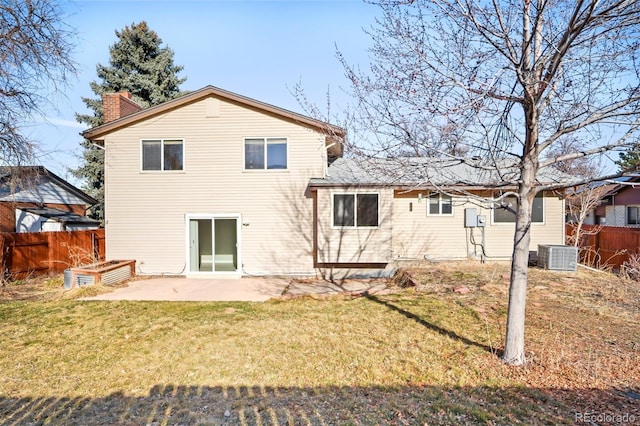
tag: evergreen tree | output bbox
[74,21,186,222]
[616,144,640,172]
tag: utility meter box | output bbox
[465,208,478,227]
[465,208,486,227]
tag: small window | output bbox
[333,193,379,227]
[627,206,640,225]
[334,194,355,227]
[357,194,379,226]
[244,137,287,170]
[428,194,453,215]
[141,139,183,171]
[494,193,544,223]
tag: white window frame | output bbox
[243,137,288,171]
[492,192,545,225]
[140,138,185,172]
[331,192,380,229]
[427,193,453,216]
[627,206,640,225]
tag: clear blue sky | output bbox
[28,0,380,183]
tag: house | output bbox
[0,166,99,233]
[310,157,568,266]
[576,176,640,227]
[82,85,568,277]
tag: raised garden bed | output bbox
[64,260,135,289]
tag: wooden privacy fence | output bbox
[0,229,105,280]
[566,224,640,268]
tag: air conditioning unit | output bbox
[537,245,578,271]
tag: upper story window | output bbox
[244,137,287,170]
[627,206,640,225]
[141,139,184,171]
[494,193,544,223]
[428,193,453,215]
[333,193,379,228]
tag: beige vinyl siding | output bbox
[392,191,470,260]
[482,192,565,257]
[104,95,325,275]
[315,187,392,263]
[391,190,566,261]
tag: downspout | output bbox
[562,197,566,244]
[388,188,393,263]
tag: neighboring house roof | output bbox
[82,85,346,141]
[564,174,640,203]
[0,166,97,206]
[593,174,640,200]
[19,207,100,226]
[309,157,577,189]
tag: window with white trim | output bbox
[141,139,184,171]
[428,193,453,215]
[627,206,640,225]
[244,137,287,170]
[494,193,544,223]
[333,193,379,227]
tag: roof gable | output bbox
[82,85,345,141]
[0,166,97,205]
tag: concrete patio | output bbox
[80,275,391,302]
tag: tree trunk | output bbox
[572,216,584,247]
[503,95,538,365]
[502,183,533,365]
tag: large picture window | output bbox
[428,194,453,215]
[141,139,183,171]
[244,137,287,170]
[494,193,544,223]
[333,193,379,227]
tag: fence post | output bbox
[92,231,97,261]
[0,234,6,282]
[48,232,54,274]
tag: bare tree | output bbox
[565,184,607,246]
[0,0,76,166]
[552,137,606,251]
[340,0,640,365]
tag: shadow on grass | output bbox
[2,384,639,425]
[364,294,500,356]
[3,383,630,425]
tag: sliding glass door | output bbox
[188,215,239,273]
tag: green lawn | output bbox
[1,263,638,425]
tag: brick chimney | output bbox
[102,92,143,123]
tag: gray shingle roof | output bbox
[0,166,97,205]
[309,157,576,189]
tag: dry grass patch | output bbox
[408,262,640,421]
[0,274,120,301]
[0,263,638,425]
